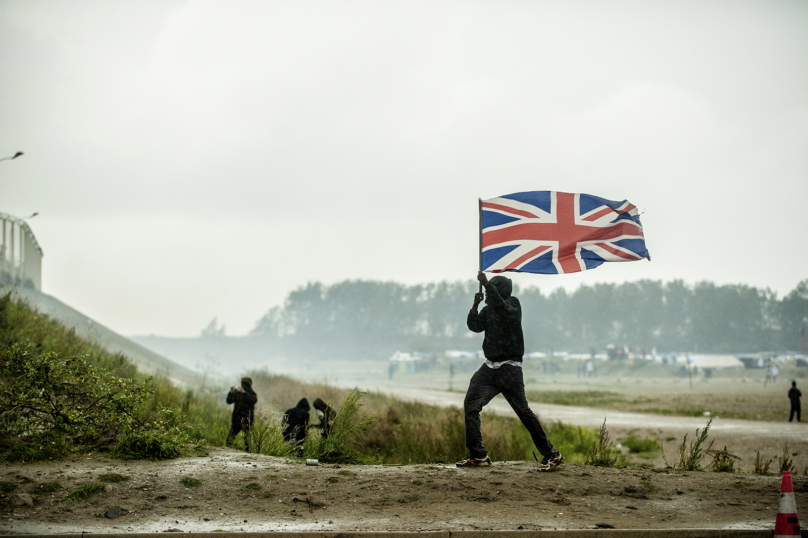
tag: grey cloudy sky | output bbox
[2,0,807,337]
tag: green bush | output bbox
[622,436,661,453]
[111,419,189,461]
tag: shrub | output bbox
[304,389,378,464]
[705,445,739,472]
[111,420,189,461]
[0,343,151,453]
[584,419,620,467]
[243,411,295,458]
[780,442,795,474]
[754,450,772,475]
[675,419,713,471]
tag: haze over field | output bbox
[2,0,807,337]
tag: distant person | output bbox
[309,398,336,438]
[765,365,773,385]
[789,381,802,422]
[226,376,258,452]
[586,360,594,378]
[458,271,563,471]
[772,364,779,383]
[283,398,311,454]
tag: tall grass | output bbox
[1,292,603,465]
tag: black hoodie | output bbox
[226,381,257,426]
[283,398,311,444]
[467,275,524,362]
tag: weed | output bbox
[0,481,18,506]
[98,473,130,483]
[64,483,105,502]
[675,419,712,471]
[244,476,258,481]
[262,491,276,499]
[244,483,261,491]
[754,451,772,475]
[705,445,740,473]
[337,470,355,476]
[584,419,619,467]
[622,437,661,453]
[248,411,297,458]
[326,477,339,483]
[304,389,379,464]
[780,443,795,474]
[665,437,677,442]
[29,482,62,495]
[181,476,201,488]
[155,494,168,500]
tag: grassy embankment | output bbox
[0,292,602,465]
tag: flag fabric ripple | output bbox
[480,191,649,275]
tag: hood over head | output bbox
[296,398,311,411]
[489,275,512,298]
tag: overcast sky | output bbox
[2,0,807,337]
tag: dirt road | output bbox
[1,448,803,534]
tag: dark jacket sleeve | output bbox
[226,391,235,404]
[467,307,487,333]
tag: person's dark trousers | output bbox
[790,406,801,422]
[227,418,252,452]
[463,363,557,459]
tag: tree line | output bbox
[249,279,808,358]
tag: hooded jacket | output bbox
[226,381,257,426]
[283,398,311,444]
[466,275,524,362]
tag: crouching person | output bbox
[283,398,311,455]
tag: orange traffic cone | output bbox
[775,471,800,537]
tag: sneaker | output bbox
[456,455,492,467]
[537,453,564,472]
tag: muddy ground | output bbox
[1,447,805,534]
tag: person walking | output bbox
[226,376,258,452]
[789,381,802,422]
[458,271,563,471]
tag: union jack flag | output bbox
[480,191,649,274]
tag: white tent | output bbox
[689,354,744,369]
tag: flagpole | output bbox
[478,198,483,293]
